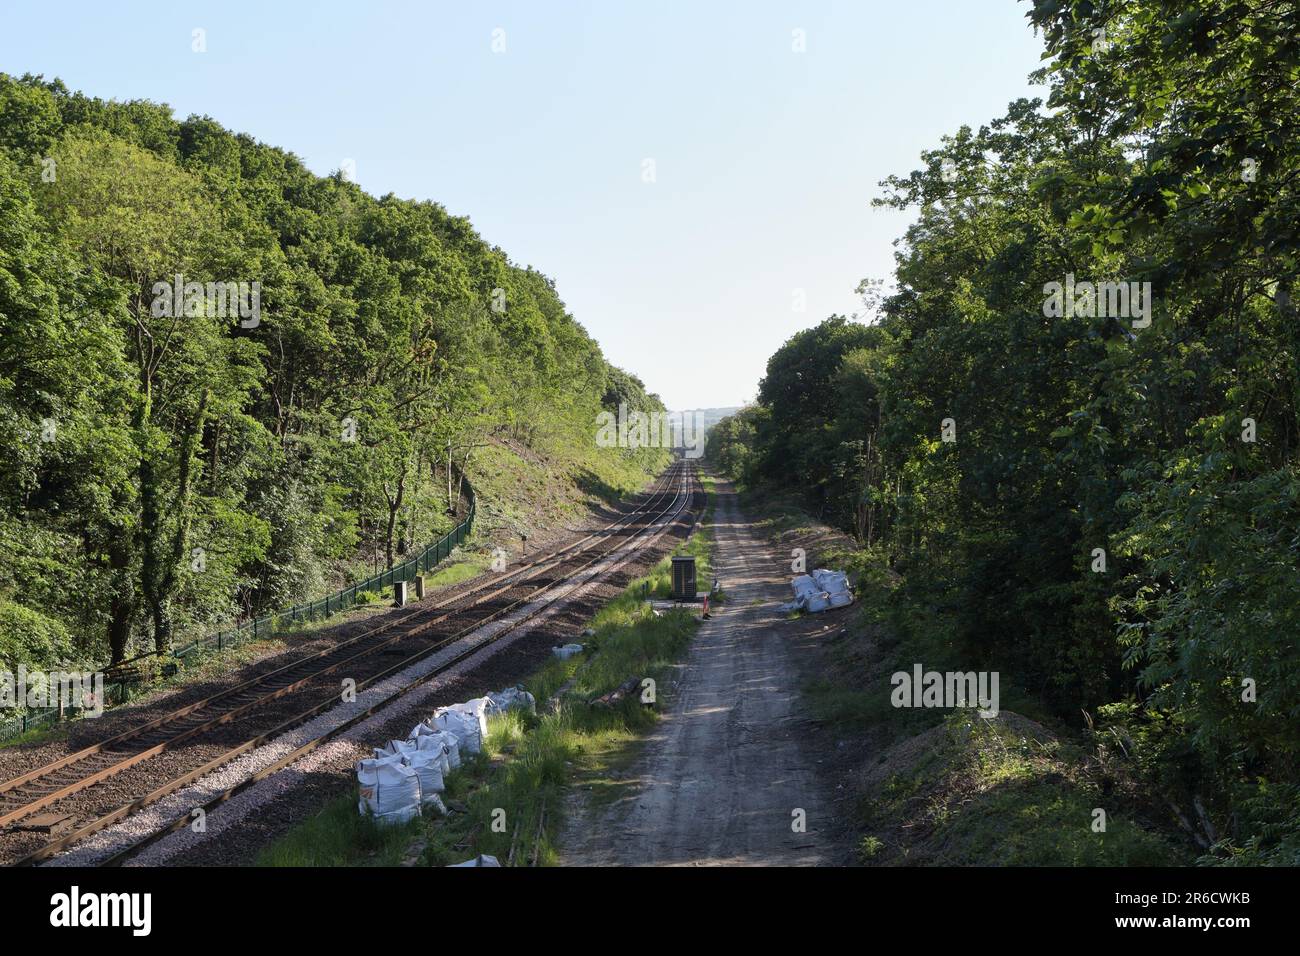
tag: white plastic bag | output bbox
[488,685,537,715]
[448,854,501,867]
[424,792,448,817]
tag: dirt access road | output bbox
[561,478,835,866]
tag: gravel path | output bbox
[560,478,834,866]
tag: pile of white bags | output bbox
[359,734,450,822]
[780,568,854,614]
[358,684,540,826]
[552,643,584,660]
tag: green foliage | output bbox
[704,404,765,484]
[255,790,425,867]
[721,0,1300,861]
[0,72,668,673]
[0,599,75,670]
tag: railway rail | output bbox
[2,460,697,866]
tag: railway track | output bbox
[0,463,681,829]
[3,460,697,866]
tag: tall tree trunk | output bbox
[446,439,454,513]
[106,530,134,665]
[456,448,472,513]
[142,389,210,655]
[384,463,407,570]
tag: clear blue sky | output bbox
[0,0,1047,410]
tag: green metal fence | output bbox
[0,481,476,743]
[0,705,62,741]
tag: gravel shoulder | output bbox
[560,478,840,866]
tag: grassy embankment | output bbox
[256,475,714,866]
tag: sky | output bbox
[0,0,1048,410]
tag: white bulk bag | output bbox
[805,592,832,614]
[448,854,501,867]
[552,643,584,660]
[403,748,446,801]
[375,738,418,761]
[812,569,851,596]
[460,698,493,738]
[408,720,438,741]
[786,569,853,614]
[791,575,820,601]
[356,756,421,824]
[488,685,537,715]
[412,727,458,773]
[433,708,482,755]
[436,698,490,741]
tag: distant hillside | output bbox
[674,407,743,432]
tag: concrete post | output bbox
[414,575,426,600]
[394,580,409,607]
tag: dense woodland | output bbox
[0,73,666,672]
[708,0,1298,863]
